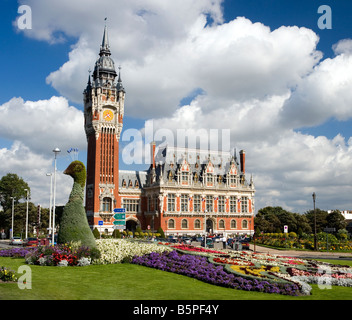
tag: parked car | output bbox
[24,237,39,247]
[239,239,250,250]
[201,238,214,248]
[10,237,23,246]
[182,237,191,245]
[213,236,221,242]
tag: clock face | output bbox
[103,109,114,121]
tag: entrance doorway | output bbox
[206,219,213,234]
[126,220,137,232]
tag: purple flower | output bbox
[131,250,300,296]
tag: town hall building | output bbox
[83,25,255,237]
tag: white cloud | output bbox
[280,42,352,128]
[0,96,86,207]
[0,141,73,207]
[0,96,86,155]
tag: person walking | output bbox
[222,235,227,249]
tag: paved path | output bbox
[250,244,352,260]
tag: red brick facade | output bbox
[84,26,255,237]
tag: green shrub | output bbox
[93,228,100,239]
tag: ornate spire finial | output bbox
[100,18,110,56]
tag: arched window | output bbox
[242,219,248,229]
[194,219,201,229]
[168,219,175,229]
[230,219,237,229]
[219,219,225,229]
[181,219,188,229]
[102,197,112,212]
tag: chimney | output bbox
[151,141,156,169]
[239,150,245,174]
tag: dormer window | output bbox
[181,171,189,184]
[229,174,236,187]
[206,173,213,186]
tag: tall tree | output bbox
[0,173,30,212]
[326,210,347,231]
[304,209,328,233]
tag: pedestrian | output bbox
[222,235,226,249]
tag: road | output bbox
[249,243,352,260]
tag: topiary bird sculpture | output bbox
[57,160,96,248]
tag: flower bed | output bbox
[132,243,352,296]
[170,244,223,255]
[0,266,17,282]
[25,244,100,266]
[94,239,173,264]
[2,239,352,296]
[0,247,34,258]
[131,250,301,296]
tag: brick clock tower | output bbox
[83,24,125,229]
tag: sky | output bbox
[0,0,352,214]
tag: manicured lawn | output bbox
[1,257,352,300]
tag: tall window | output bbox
[218,196,225,213]
[229,196,236,213]
[219,219,225,229]
[242,219,248,229]
[102,197,112,212]
[167,194,176,212]
[181,219,188,229]
[231,219,237,229]
[194,219,201,229]
[154,194,158,212]
[206,195,213,212]
[168,219,175,229]
[241,197,248,213]
[147,196,152,212]
[193,195,201,212]
[122,199,139,213]
[180,194,188,212]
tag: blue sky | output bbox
[0,0,352,213]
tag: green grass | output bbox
[1,257,352,300]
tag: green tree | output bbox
[293,213,311,234]
[326,210,347,232]
[304,209,328,233]
[254,207,282,233]
[157,226,165,238]
[0,173,30,212]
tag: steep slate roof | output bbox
[151,145,244,185]
[119,170,147,189]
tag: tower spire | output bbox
[100,18,110,56]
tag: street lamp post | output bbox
[203,210,207,248]
[10,197,14,239]
[46,173,53,236]
[312,192,317,251]
[52,148,61,246]
[24,188,29,239]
